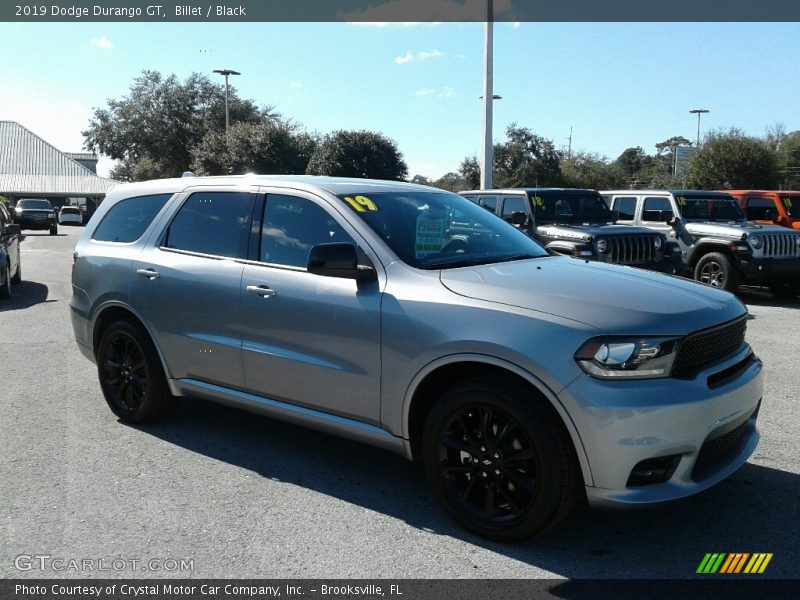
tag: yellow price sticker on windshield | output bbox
[784,198,793,209]
[677,196,687,207]
[344,195,378,212]
[533,195,543,207]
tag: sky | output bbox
[0,21,798,179]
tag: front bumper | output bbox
[18,217,55,230]
[737,255,800,283]
[558,345,762,506]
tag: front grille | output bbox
[761,233,799,258]
[608,235,660,264]
[672,316,747,378]
[692,419,751,481]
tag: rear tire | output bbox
[422,377,580,541]
[694,252,740,292]
[96,320,175,423]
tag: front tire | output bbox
[0,264,10,300]
[694,252,740,292]
[769,281,800,299]
[49,224,58,235]
[422,377,580,541]
[96,320,174,423]
[11,258,21,284]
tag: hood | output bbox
[439,257,745,336]
[534,223,657,241]
[683,221,789,238]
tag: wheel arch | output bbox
[687,239,737,267]
[91,302,175,384]
[401,355,593,487]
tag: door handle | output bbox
[246,285,277,299]
[136,268,160,280]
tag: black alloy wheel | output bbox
[422,378,579,541]
[436,404,540,525]
[96,320,174,422]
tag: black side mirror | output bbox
[5,224,20,236]
[307,243,376,282]
[764,209,778,222]
[511,211,528,226]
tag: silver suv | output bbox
[71,176,763,541]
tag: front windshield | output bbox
[17,199,52,210]
[783,197,800,218]
[336,191,548,270]
[677,195,745,222]
[528,192,613,224]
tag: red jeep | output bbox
[727,190,800,231]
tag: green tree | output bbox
[409,174,432,185]
[458,156,481,189]
[685,128,779,189]
[192,122,317,176]
[560,152,624,189]
[777,130,800,189]
[306,130,408,180]
[83,70,275,181]
[430,172,466,192]
[493,124,561,187]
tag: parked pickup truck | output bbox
[603,189,800,296]
[460,188,681,274]
[726,190,800,231]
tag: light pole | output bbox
[480,0,494,189]
[689,108,709,147]
[213,69,241,134]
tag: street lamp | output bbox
[689,108,709,147]
[480,0,494,189]
[213,69,241,134]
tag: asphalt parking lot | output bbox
[1,226,798,579]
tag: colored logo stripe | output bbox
[697,553,726,573]
[697,552,773,574]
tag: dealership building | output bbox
[0,120,117,217]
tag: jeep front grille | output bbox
[761,233,799,258]
[672,316,747,378]
[608,236,660,264]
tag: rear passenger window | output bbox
[92,194,172,243]
[642,197,673,222]
[613,196,637,221]
[164,192,253,258]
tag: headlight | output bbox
[574,336,681,380]
[595,238,608,253]
[796,236,800,248]
[654,237,662,250]
[749,235,762,249]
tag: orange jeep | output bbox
[727,190,800,231]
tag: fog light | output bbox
[595,238,608,253]
[627,455,681,486]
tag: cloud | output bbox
[395,49,446,64]
[289,81,303,89]
[414,87,455,99]
[90,36,113,49]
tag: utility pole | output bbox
[567,126,573,160]
[689,108,709,147]
[480,0,494,190]
[213,69,241,134]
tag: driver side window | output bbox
[260,195,355,268]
